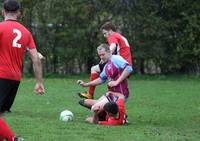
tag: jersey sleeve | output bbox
[98,119,122,126]
[98,121,111,125]
[111,55,133,73]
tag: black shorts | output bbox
[0,78,20,113]
[99,62,106,72]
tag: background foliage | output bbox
[1,0,200,75]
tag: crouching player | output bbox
[85,91,126,125]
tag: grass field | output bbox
[3,76,200,141]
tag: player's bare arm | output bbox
[29,48,45,95]
[109,43,117,54]
[77,78,102,87]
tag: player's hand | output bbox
[108,81,118,87]
[77,80,84,85]
[34,83,45,95]
[77,80,88,87]
[37,52,45,60]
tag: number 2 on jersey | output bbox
[12,29,22,48]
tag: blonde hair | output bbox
[97,44,110,53]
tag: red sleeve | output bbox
[98,121,111,125]
[98,120,121,126]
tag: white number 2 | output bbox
[12,29,22,48]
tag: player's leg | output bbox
[91,95,109,112]
[85,95,109,124]
[79,99,97,109]
[4,84,19,113]
[78,64,101,99]
[0,118,16,141]
[0,79,22,141]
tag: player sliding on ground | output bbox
[85,91,126,125]
[78,22,132,99]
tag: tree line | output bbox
[2,0,200,75]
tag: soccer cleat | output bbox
[7,109,12,113]
[125,114,129,124]
[79,99,91,109]
[78,92,93,99]
[14,137,25,141]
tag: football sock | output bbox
[88,73,99,96]
[0,118,15,141]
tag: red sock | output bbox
[88,73,99,96]
[0,118,15,141]
[0,136,3,141]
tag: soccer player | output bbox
[0,0,45,141]
[77,44,132,123]
[85,91,126,125]
[79,22,132,99]
[6,52,44,113]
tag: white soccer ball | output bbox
[60,110,73,122]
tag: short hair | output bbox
[97,44,110,53]
[3,0,20,12]
[100,22,116,32]
[103,102,118,116]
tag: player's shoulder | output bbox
[113,32,122,37]
[0,21,30,32]
[0,21,7,27]
[15,22,31,33]
[111,55,124,61]
[109,32,118,38]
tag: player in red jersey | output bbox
[85,91,126,126]
[0,1,45,141]
[101,22,132,66]
[78,22,132,99]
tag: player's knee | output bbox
[91,65,100,73]
[92,103,103,112]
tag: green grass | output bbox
[4,76,200,141]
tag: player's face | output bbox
[98,49,110,62]
[102,29,110,38]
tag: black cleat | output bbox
[7,109,12,113]
[79,99,91,109]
